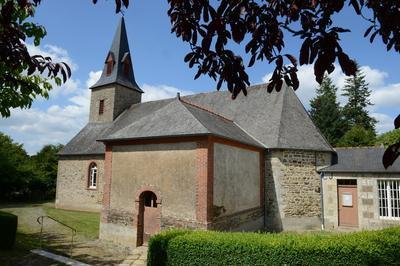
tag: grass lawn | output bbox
[0,201,100,265]
[43,205,99,240]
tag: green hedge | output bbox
[0,211,18,249]
[148,227,400,265]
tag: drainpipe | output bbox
[320,172,325,231]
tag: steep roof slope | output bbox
[186,83,332,151]
[100,99,262,147]
[59,83,333,155]
[90,17,142,92]
[320,147,400,173]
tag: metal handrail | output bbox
[37,215,77,258]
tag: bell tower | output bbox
[89,17,143,123]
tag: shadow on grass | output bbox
[0,201,54,210]
[1,231,126,266]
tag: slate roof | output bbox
[59,83,333,156]
[99,98,263,148]
[319,147,400,173]
[90,17,143,93]
[186,83,332,151]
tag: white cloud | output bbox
[0,44,196,154]
[371,113,396,134]
[1,82,90,154]
[26,44,78,72]
[371,83,400,108]
[0,43,92,154]
[26,43,81,98]
[86,71,102,88]
[141,84,194,102]
[262,64,389,107]
[262,64,397,134]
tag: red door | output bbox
[143,206,160,244]
[338,181,358,227]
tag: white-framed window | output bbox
[378,180,400,219]
[88,163,97,189]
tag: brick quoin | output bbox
[196,139,214,227]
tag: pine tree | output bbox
[342,65,377,134]
[309,76,348,146]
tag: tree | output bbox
[342,65,377,133]
[31,144,64,198]
[2,0,400,166]
[0,0,71,117]
[383,115,400,168]
[376,129,400,147]
[337,125,376,147]
[0,132,33,199]
[309,76,347,146]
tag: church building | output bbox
[56,18,334,246]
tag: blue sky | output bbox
[1,1,399,154]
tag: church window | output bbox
[99,100,105,115]
[88,163,97,189]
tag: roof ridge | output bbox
[335,146,382,149]
[232,121,266,148]
[275,84,288,148]
[179,98,233,123]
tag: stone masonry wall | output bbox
[89,84,141,123]
[56,155,104,212]
[323,173,400,230]
[265,149,331,231]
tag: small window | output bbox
[88,163,97,189]
[142,191,157,208]
[106,54,114,76]
[99,100,104,115]
[378,180,400,219]
[123,57,131,78]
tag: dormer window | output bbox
[105,53,114,76]
[121,52,131,78]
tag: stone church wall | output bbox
[100,142,199,246]
[265,149,331,231]
[55,155,104,212]
[212,143,263,231]
[89,84,141,123]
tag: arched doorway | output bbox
[136,191,161,246]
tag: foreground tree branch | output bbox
[0,0,71,117]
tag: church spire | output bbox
[90,17,143,93]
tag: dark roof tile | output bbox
[320,147,400,173]
[59,83,333,155]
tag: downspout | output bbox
[315,151,325,231]
[320,172,325,230]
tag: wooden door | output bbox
[143,206,160,244]
[338,180,358,227]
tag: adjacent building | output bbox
[321,147,400,230]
